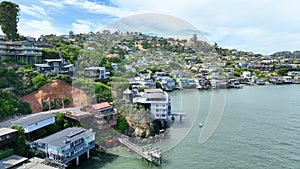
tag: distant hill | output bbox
[271,51,300,58]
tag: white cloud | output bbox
[103,13,207,41]
[62,0,135,17]
[13,0,300,54]
[40,0,64,9]
[19,4,51,20]
[71,20,92,34]
[18,19,63,38]
[118,0,300,54]
[71,19,104,34]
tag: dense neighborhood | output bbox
[0,1,300,168]
[1,29,300,168]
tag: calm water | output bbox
[74,85,300,169]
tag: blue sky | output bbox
[3,0,300,55]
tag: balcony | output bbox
[61,142,95,164]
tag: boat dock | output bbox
[118,137,162,165]
[170,111,186,122]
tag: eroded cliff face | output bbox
[22,80,89,113]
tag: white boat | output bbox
[199,122,203,128]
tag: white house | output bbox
[83,67,110,79]
[0,41,42,63]
[283,76,293,84]
[158,77,176,90]
[32,127,95,165]
[111,63,118,70]
[133,89,171,121]
[242,71,252,78]
[12,113,56,133]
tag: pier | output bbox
[170,111,186,122]
[118,137,162,165]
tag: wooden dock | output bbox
[118,137,162,165]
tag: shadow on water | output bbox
[68,148,163,169]
[68,149,119,169]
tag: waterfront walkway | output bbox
[118,137,162,165]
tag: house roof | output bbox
[65,110,91,120]
[45,59,63,62]
[0,128,17,136]
[12,113,56,126]
[91,102,111,110]
[0,155,28,169]
[84,67,105,71]
[16,157,58,169]
[63,64,74,68]
[142,92,164,99]
[34,127,95,148]
[144,89,163,93]
[123,88,132,94]
[34,64,51,68]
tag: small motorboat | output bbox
[199,122,203,128]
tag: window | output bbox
[6,135,11,139]
[0,136,3,141]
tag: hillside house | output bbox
[32,127,95,165]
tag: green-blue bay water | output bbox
[74,85,300,169]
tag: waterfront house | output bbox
[83,67,110,80]
[242,71,252,78]
[133,89,171,121]
[34,58,74,75]
[177,78,197,89]
[210,79,228,89]
[158,77,176,90]
[89,102,118,130]
[0,41,42,63]
[32,127,95,165]
[283,76,293,84]
[269,76,284,85]
[287,71,300,77]
[12,113,56,133]
[293,75,300,84]
[0,128,17,150]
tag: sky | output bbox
[3,0,300,55]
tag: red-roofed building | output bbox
[91,102,111,111]
[81,102,117,131]
[106,54,118,59]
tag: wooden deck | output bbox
[118,138,162,165]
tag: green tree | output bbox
[116,112,128,133]
[17,102,31,115]
[11,126,26,155]
[42,48,60,59]
[156,81,162,88]
[32,74,47,88]
[55,112,65,129]
[0,1,20,40]
[95,82,113,103]
[0,91,18,119]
